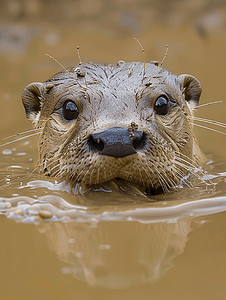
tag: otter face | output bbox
[22,62,202,193]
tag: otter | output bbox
[21,61,203,195]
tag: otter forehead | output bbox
[42,62,180,120]
[47,61,175,89]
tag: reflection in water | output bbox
[41,217,191,288]
[2,192,226,288]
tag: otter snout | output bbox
[88,127,146,157]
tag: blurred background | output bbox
[0,0,226,159]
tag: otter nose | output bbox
[89,127,145,157]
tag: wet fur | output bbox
[22,62,203,192]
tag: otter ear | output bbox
[178,74,202,106]
[21,82,45,122]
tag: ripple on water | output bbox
[1,193,226,224]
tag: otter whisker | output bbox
[173,153,206,179]
[133,37,146,79]
[36,157,57,169]
[170,167,193,189]
[171,165,193,189]
[157,174,170,192]
[174,153,213,186]
[56,164,67,180]
[154,159,180,189]
[39,153,62,176]
[162,170,178,190]
[63,165,76,181]
[159,44,169,67]
[174,155,200,173]
[147,165,169,192]
[192,122,226,136]
[0,132,42,148]
[174,151,201,169]
[192,116,226,130]
[156,167,174,190]
[173,160,212,186]
[76,46,82,65]
[194,100,223,109]
[49,163,62,177]
[45,53,85,89]
[2,127,44,141]
[174,154,203,171]
[158,172,171,191]
[56,164,68,181]
[29,165,42,175]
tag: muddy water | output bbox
[1,8,226,300]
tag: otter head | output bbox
[22,62,202,194]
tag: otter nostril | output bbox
[88,127,146,157]
[133,132,146,150]
[88,135,105,152]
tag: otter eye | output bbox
[154,96,169,115]
[61,100,79,121]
